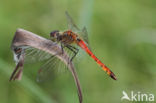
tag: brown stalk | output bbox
[10,28,82,103]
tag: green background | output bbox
[0,0,156,103]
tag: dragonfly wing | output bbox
[65,12,91,50]
[80,27,91,49]
[18,45,74,82]
[36,55,68,82]
[36,45,78,82]
[24,47,52,64]
[65,11,80,32]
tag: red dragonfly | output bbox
[10,12,116,82]
[49,12,117,80]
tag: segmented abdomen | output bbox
[77,39,117,80]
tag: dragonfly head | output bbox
[50,30,60,41]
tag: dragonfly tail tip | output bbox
[110,72,117,80]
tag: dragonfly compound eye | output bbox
[50,30,59,38]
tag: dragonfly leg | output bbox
[66,45,79,62]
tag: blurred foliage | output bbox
[0,0,156,103]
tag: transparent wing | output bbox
[24,47,52,64]
[19,46,67,82]
[36,46,78,82]
[65,11,80,32]
[23,45,78,82]
[36,55,68,82]
[80,27,90,48]
[65,12,91,48]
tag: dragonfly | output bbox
[49,12,117,80]
[10,12,117,81]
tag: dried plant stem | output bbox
[10,28,82,103]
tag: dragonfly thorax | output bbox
[50,30,79,45]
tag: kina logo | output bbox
[121,91,154,102]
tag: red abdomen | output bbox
[76,39,117,80]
